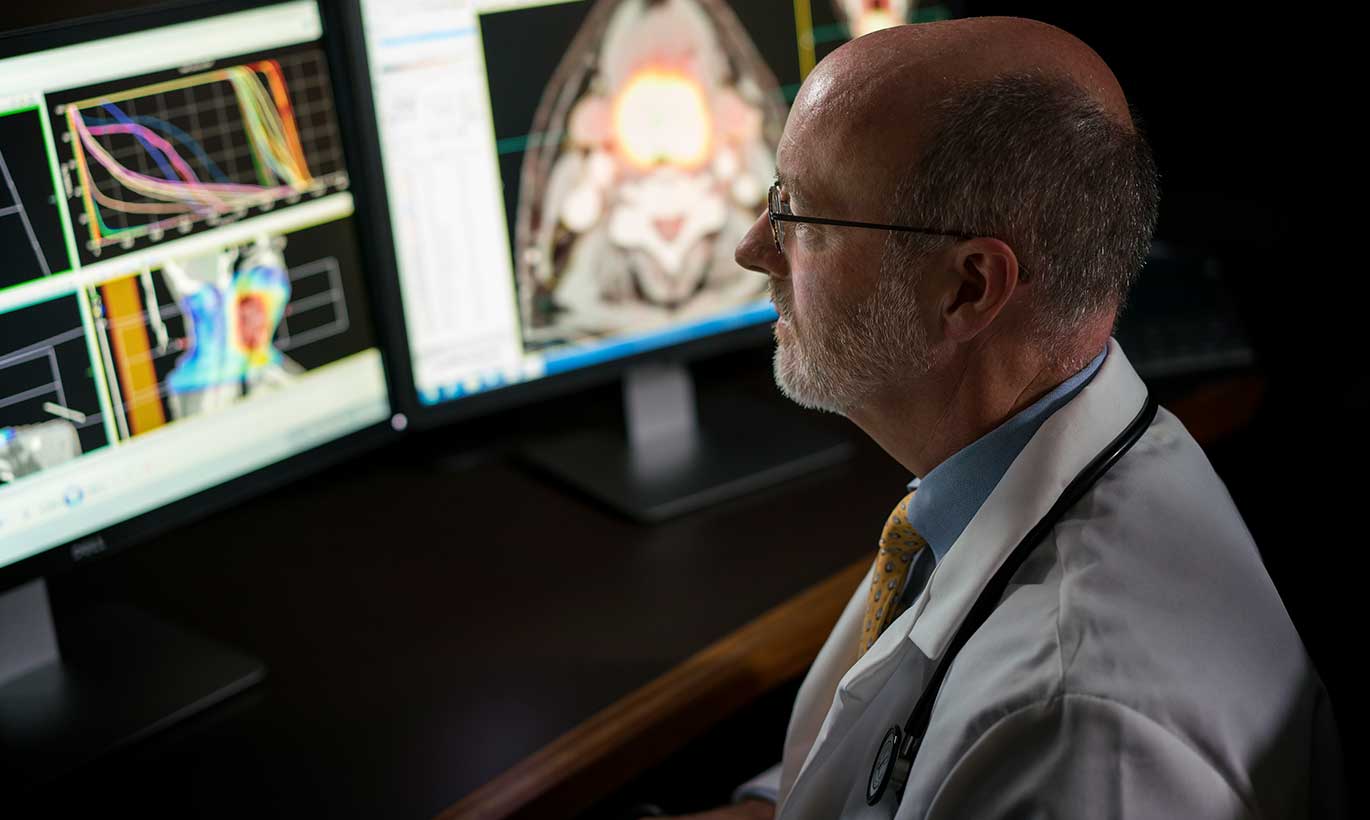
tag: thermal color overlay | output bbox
[167,243,291,394]
[506,0,787,346]
[78,232,351,441]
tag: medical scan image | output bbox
[486,0,790,348]
[157,238,299,418]
[65,226,356,448]
[831,0,917,37]
[73,238,297,440]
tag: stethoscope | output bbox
[866,391,1159,807]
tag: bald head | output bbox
[787,17,1132,191]
[841,18,1126,121]
[774,16,1157,363]
[736,17,1157,467]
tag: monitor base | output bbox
[521,363,853,522]
[0,580,264,789]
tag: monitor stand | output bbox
[521,362,853,522]
[0,577,264,788]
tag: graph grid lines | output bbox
[59,49,348,259]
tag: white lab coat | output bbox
[758,338,1345,818]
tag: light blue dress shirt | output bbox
[895,346,1108,607]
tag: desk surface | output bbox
[29,348,1259,820]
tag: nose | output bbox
[734,210,787,278]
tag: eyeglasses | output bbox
[767,181,974,256]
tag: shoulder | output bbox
[903,408,1334,817]
[1047,405,1304,699]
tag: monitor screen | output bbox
[354,0,830,407]
[0,1,389,572]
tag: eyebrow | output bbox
[775,171,821,212]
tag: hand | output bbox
[646,799,775,820]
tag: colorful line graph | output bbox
[55,50,348,262]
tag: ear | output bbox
[938,238,1021,343]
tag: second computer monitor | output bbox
[349,0,849,413]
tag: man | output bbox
[660,16,1344,820]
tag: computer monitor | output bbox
[347,0,798,410]
[340,0,975,518]
[0,0,389,782]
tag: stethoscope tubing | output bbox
[867,391,1160,807]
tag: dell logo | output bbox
[69,536,108,562]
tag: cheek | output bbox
[789,248,874,326]
[788,267,825,324]
[785,242,836,319]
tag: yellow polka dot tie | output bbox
[859,490,930,658]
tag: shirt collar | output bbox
[905,346,1107,562]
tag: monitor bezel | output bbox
[0,0,398,594]
[331,0,780,433]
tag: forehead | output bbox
[774,29,956,217]
[775,60,920,217]
[775,118,849,213]
[775,113,890,218]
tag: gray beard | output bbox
[770,263,933,415]
[773,335,857,415]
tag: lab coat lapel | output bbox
[907,337,1147,661]
[778,563,872,804]
[780,594,929,816]
[780,339,1148,815]
[780,519,944,809]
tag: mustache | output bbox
[768,278,793,319]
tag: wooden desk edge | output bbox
[438,558,871,820]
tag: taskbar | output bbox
[415,300,777,406]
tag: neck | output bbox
[848,334,1104,477]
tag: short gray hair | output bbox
[882,72,1160,359]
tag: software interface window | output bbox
[364,0,797,404]
[0,2,389,566]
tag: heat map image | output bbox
[486,0,788,347]
[50,46,349,266]
[84,231,352,439]
[832,0,917,37]
[163,239,293,404]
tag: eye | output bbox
[778,189,795,216]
